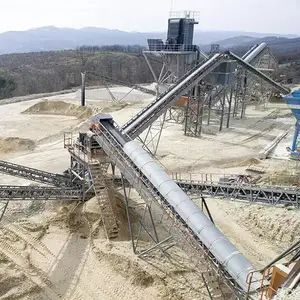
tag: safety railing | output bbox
[246,267,277,300]
[63,132,107,165]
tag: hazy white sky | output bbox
[0,0,299,34]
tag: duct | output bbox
[242,44,258,60]
[123,140,262,291]
[244,43,268,63]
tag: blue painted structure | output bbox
[284,90,300,157]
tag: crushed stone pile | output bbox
[274,286,300,300]
[0,137,35,153]
[22,100,93,119]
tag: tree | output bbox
[0,76,16,99]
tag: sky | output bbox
[0,0,299,35]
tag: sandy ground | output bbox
[0,87,299,299]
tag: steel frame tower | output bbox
[141,11,202,154]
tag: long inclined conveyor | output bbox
[89,72,156,96]
[122,53,225,138]
[94,118,262,298]
[0,160,71,187]
[227,51,290,95]
[206,43,289,107]
[121,50,289,141]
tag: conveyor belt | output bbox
[121,50,289,139]
[122,53,225,138]
[0,185,82,200]
[206,44,289,106]
[95,117,262,297]
[89,72,156,96]
[228,51,290,95]
[113,177,300,208]
[175,180,300,208]
[0,160,71,187]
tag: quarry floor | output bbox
[0,87,299,300]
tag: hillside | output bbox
[229,36,300,63]
[0,50,159,99]
[213,36,258,48]
[0,26,297,55]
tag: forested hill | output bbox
[0,49,159,100]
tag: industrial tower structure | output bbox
[141,12,281,155]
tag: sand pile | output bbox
[263,169,300,187]
[0,137,35,153]
[50,190,132,240]
[0,220,50,300]
[22,100,93,119]
[102,102,129,113]
[222,157,261,168]
[231,204,300,247]
[0,267,40,300]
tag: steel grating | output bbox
[0,160,71,187]
[0,185,82,200]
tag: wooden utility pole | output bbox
[81,72,86,106]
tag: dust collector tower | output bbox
[143,11,203,88]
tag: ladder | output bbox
[89,163,119,239]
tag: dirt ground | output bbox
[0,88,299,299]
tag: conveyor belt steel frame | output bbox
[227,52,290,95]
[93,124,254,299]
[0,185,82,200]
[122,53,225,138]
[175,180,300,208]
[0,160,71,187]
[112,177,300,208]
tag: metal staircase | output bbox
[0,160,71,187]
[89,162,119,239]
